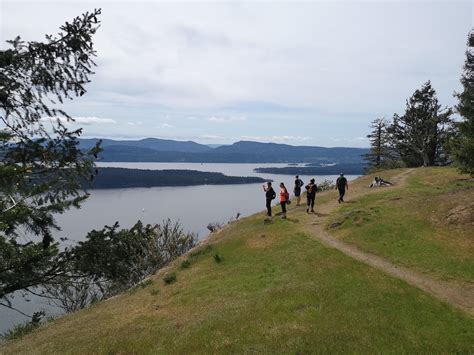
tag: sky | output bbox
[1,0,472,147]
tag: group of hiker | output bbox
[262,173,349,219]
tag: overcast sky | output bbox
[1,0,472,147]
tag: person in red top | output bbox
[279,182,289,219]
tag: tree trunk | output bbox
[422,152,430,167]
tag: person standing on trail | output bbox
[279,182,289,219]
[263,182,276,219]
[336,173,348,203]
[294,175,304,206]
[305,178,317,213]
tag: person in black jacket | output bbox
[305,178,317,213]
[294,175,304,206]
[263,182,276,218]
[336,173,349,203]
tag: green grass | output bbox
[2,197,473,354]
[328,167,474,282]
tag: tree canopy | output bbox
[363,118,399,171]
[453,30,474,175]
[389,81,452,167]
[0,10,101,308]
[365,81,454,169]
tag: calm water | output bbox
[1,163,358,333]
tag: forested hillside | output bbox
[87,168,266,189]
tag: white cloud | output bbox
[126,121,143,126]
[208,116,247,123]
[6,1,470,147]
[240,135,310,143]
[330,137,370,143]
[157,123,175,129]
[198,134,225,140]
[10,1,466,112]
[41,116,117,125]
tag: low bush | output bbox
[37,219,197,316]
[1,311,45,341]
[181,260,191,269]
[317,179,335,192]
[207,222,224,233]
[163,273,177,285]
[213,254,222,263]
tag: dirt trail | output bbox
[299,169,474,317]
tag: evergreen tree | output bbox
[389,81,452,167]
[0,10,101,307]
[454,30,474,175]
[364,118,399,171]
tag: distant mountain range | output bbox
[78,138,212,153]
[79,138,369,164]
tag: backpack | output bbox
[271,190,276,200]
[307,184,317,195]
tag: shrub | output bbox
[37,219,196,316]
[317,179,335,192]
[163,273,177,285]
[71,219,195,294]
[228,212,241,223]
[2,323,39,341]
[207,222,224,233]
[1,311,45,341]
[181,260,191,269]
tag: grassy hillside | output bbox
[328,168,473,283]
[1,168,473,354]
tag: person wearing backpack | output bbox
[294,175,304,206]
[336,173,349,203]
[279,182,290,219]
[305,178,317,213]
[263,182,276,219]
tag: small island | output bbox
[87,167,267,189]
[254,163,365,175]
